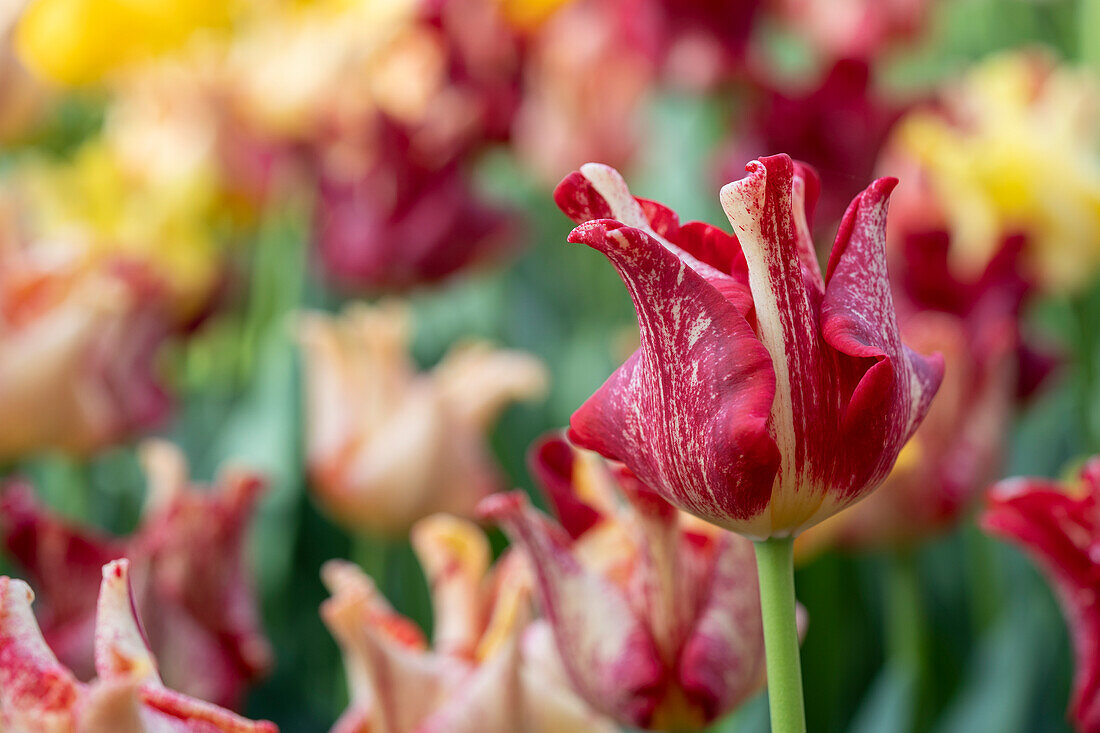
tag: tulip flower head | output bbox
[480,434,794,730]
[0,558,277,732]
[0,441,272,708]
[321,514,614,733]
[0,203,172,460]
[298,301,547,537]
[983,460,1100,733]
[553,155,943,539]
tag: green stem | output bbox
[352,533,393,590]
[1081,0,1100,72]
[885,549,924,675]
[754,537,807,733]
[884,548,925,733]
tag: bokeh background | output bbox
[0,0,1098,731]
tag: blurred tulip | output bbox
[511,0,656,184]
[297,302,547,537]
[0,204,171,459]
[15,135,230,322]
[982,459,1100,733]
[13,0,235,86]
[769,0,930,60]
[650,0,762,88]
[881,50,1100,293]
[553,156,942,538]
[213,0,523,290]
[0,558,277,732]
[321,514,615,732]
[0,441,272,708]
[726,59,904,234]
[314,123,517,290]
[480,434,792,729]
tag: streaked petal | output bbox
[478,492,664,725]
[566,218,779,532]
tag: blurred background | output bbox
[0,0,1098,730]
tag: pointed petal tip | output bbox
[566,218,628,248]
[476,491,530,523]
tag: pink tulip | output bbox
[0,558,277,732]
[479,434,799,729]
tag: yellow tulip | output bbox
[884,50,1100,292]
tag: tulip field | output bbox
[1,0,1099,732]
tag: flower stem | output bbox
[885,549,924,676]
[754,537,807,733]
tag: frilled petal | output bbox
[0,577,82,730]
[411,515,492,659]
[982,461,1100,733]
[415,635,522,733]
[321,560,464,733]
[527,435,605,540]
[478,492,665,725]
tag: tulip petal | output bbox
[479,492,665,725]
[677,534,766,720]
[94,560,160,685]
[821,177,945,501]
[527,435,605,540]
[720,155,837,532]
[321,560,463,733]
[415,634,522,733]
[0,576,81,729]
[411,514,492,659]
[982,462,1100,733]
[566,217,779,530]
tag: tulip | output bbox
[314,141,517,291]
[297,301,547,537]
[321,513,615,733]
[982,460,1100,733]
[0,558,278,732]
[480,434,788,730]
[881,50,1100,293]
[552,155,942,731]
[0,220,171,460]
[0,441,272,708]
